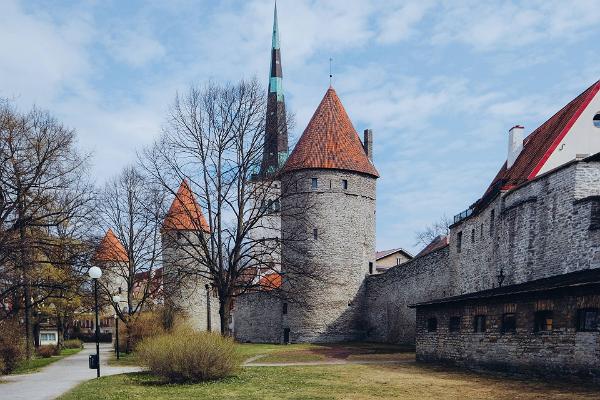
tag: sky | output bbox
[1,0,599,254]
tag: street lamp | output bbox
[112,295,121,360]
[88,266,102,378]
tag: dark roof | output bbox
[376,248,414,260]
[282,87,379,177]
[474,80,600,213]
[415,235,449,258]
[410,268,600,308]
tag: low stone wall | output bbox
[415,289,600,381]
[365,246,452,344]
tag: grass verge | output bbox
[11,348,82,375]
[57,362,600,400]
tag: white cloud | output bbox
[376,1,433,44]
[0,0,94,104]
[104,30,166,68]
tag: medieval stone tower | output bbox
[279,87,379,342]
[161,180,220,331]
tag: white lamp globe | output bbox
[112,295,121,303]
[88,266,102,279]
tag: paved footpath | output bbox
[0,343,141,400]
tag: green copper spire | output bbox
[260,1,288,177]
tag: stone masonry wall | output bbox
[415,290,600,381]
[365,246,450,344]
[366,159,600,345]
[161,231,220,332]
[280,169,376,343]
[449,160,600,294]
[233,291,283,343]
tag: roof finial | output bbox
[329,57,333,87]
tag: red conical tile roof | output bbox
[94,228,129,263]
[162,180,210,232]
[282,87,379,177]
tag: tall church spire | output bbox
[260,1,288,176]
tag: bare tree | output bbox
[141,78,318,335]
[0,100,92,356]
[94,166,167,352]
[414,214,452,248]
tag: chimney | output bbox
[363,129,373,161]
[507,125,524,169]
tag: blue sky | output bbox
[1,0,599,254]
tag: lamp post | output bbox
[88,266,102,378]
[112,295,121,360]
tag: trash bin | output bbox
[89,354,99,369]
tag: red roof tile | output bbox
[282,87,379,177]
[258,273,282,291]
[484,80,600,196]
[162,180,210,232]
[94,228,129,263]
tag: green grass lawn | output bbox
[12,348,82,375]
[107,352,139,367]
[57,363,600,400]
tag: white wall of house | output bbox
[537,91,600,176]
[39,329,59,346]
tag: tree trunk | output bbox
[218,296,231,336]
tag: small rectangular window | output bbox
[449,316,461,332]
[282,303,288,315]
[534,310,553,332]
[427,317,438,332]
[457,231,463,253]
[577,308,598,332]
[471,228,475,243]
[490,210,495,236]
[480,223,484,239]
[342,179,348,190]
[311,178,318,189]
[501,313,516,334]
[368,262,373,274]
[313,228,318,240]
[473,315,486,333]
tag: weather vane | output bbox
[329,57,333,86]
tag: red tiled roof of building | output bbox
[415,235,449,258]
[258,273,282,291]
[162,180,210,232]
[281,87,379,177]
[94,228,129,263]
[483,80,600,196]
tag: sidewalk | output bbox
[0,343,141,400]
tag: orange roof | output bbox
[258,273,282,291]
[94,228,128,263]
[282,87,379,177]
[162,180,210,232]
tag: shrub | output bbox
[121,311,165,352]
[138,327,239,383]
[0,320,25,374]
[36,345,59,358]
[63,339,83,349]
